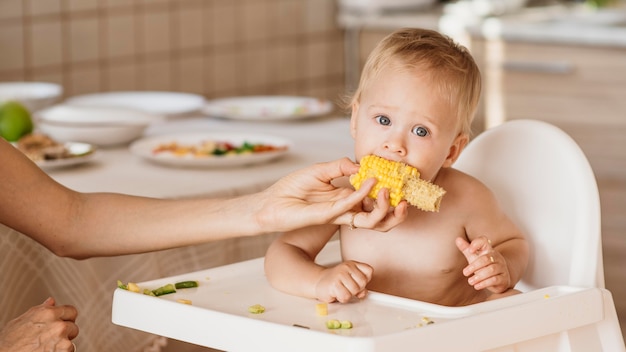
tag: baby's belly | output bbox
[341,235,486,306]
[367,268,486,306]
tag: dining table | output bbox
[0,113,355,352]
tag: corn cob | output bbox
[349,155,446,212]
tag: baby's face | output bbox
[350,61,464,181]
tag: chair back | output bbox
[454,120,604,291]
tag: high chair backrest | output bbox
[454,120,604,291]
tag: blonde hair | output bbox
[347,28,481,136]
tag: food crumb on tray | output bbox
[248,304,266,314]
[315,302,328,316]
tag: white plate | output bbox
[203,96,334,121]
[65,91,206,117]
[34,142,98,170]
[130,133,291,168]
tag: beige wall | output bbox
[0,0,346,104]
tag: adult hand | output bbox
[256,158,408,233]
[0,297,78,352]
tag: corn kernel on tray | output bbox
[112,241,600,352]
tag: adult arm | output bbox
[0,139,407,259]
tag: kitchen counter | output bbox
[338,1,626,91]
[464,3,626,47]
[338,1,626,47]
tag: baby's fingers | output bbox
[468,236,492,255]
[467,258,497,288]
[467,255,510,293]
[332,262,373,302]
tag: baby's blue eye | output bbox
[375,115,391,126]
[412,126,429,137]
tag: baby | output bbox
[264,28,529,306]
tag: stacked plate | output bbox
[66,91,206,117]
[203,96,333,122]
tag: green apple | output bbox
[0,101,33,141]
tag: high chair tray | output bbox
[112,242,621,352]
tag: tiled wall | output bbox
[0,0,346,103]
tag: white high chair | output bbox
[112,120,625,352]
[453,119,624,351]
[454,119,604,291]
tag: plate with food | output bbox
[15,133,98,170]
[203,96,334,121]
[129,133,291,168]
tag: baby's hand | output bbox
[315,261,373,303]
[456,236,511,293]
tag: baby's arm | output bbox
[264,224,373,303]
[456,182,529,294]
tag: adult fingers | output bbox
[351,192,408,232]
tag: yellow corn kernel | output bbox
[349,155,445,212]
[349,155,418,207]
[315,303,328,316]
[127,282,140,293]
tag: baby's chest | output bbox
[341,226,465,275]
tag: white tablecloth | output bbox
[1,116,354,351]
[50,116,354,198]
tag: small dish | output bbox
[13,139,97,170]
[65,91,206,117]
[0,82,62,112]
[203,96,334,121]
[36,104,155,147]
[130,133,291,168]
[34,142,98,170]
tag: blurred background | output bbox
[1,0,624,351]
[0,0,345,105]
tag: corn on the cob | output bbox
[349,155,446,212]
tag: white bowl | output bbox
[0,82,62,112]
[65,91,206,117]
[35,105,155,147]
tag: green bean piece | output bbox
[174,281,199,289]
[152,283,176,296]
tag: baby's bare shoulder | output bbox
[435,168,501,214]
[437,168,492,195]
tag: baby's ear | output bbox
[442,133,469,168]
[349,102,359,139]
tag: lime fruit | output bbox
[0,101,34,141]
